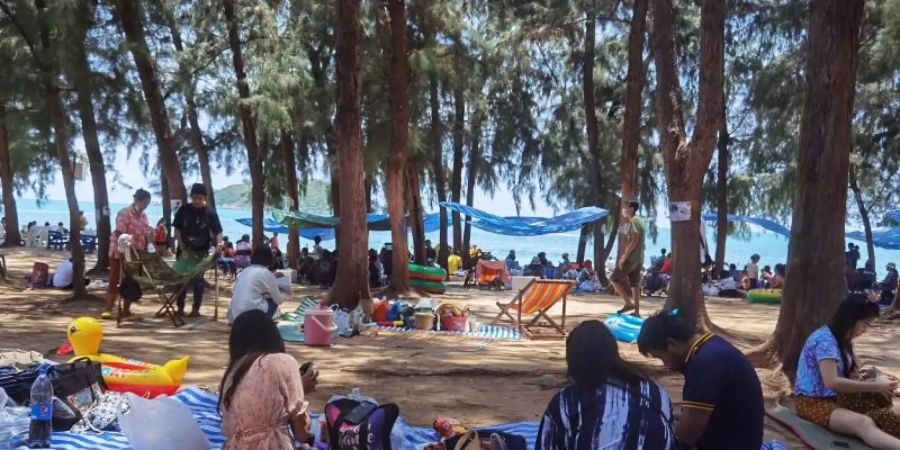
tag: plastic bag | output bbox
[118,393,211,450]
[0,387,30,448]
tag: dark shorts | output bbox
[611,263,642,287]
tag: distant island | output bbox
[214,179,332,214]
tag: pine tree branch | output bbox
[0,0,47,71]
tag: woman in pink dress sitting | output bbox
[219,310,311,449]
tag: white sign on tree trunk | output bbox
[669,201,691,222]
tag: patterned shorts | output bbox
[796,394,900,438]
[795,396,836,427]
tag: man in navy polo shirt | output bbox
[638,312,764,449]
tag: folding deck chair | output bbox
[493,279,576,338]
[118,247,218,328]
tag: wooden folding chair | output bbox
[493,279,576,338]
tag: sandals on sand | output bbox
[616,304,636,314]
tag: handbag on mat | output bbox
[0,358,105,431]
[445,430,527,450]
[324,398,399,450]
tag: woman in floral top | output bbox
[794,294,900,448]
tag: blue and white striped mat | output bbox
[37,386,539,450]
[377,324,522,341]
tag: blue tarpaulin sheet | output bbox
[701,213,790,238]
[440,202,608,236]
[235,218,334,241]
[236,214,443,241]
[847,228,900,250]
[887,209,900,224]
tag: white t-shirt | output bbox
[746,262,759,279]
[718,276,737,291]
[227,265,291,323]
[52,259,74,288]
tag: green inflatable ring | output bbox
[747,288,782,304]
[410,278,446,294]
[408,263,447,282]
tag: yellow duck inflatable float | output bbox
[64,317,190,398]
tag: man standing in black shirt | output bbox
[173,183,223,317]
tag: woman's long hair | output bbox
[218,310,286,412]
[567,320,648,392]
[828,293,880,377]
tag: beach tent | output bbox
[700,213,790,238]
[439,202,608,236]
[846,228,900,250]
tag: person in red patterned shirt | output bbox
[103,189,154,319]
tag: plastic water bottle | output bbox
[350,387,361,401]
[27,367,52,448]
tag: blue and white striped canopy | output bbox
[440,202,609,236]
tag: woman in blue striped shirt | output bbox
[537,320,675,450]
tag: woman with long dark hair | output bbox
[536,320,675,449]
[219,310,310,449]
[794,294,900,449]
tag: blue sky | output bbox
[36,147,558,217]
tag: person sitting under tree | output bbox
[637,312,764,450]
[794,294,900,448]
[611,201,645,316]
[173,183,223,318]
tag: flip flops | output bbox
[616,304,636,314]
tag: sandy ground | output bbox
[2,247,899,449]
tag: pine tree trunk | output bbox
[160,171,171,240]
[364,176,373,213]
[223,0,264,246]
[407,164,426,265]
[583,0,607,269]
[771,0,864,381]
[155,0,216,212]
[451,84,465,266]
[714,100,729,274]
[848,168,874,268]
[328,0,370,309]
[651,0,725,327]
[462,119,480,266]
[282,131,300,270]
[0,100,21,247]
[576,224,590,264]
[115,0,186,204]
[72,3,111,272]
[619,0,647,205]
[430,75,449,271]
[386,0,411,293]
[36,0,86,297]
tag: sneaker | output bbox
[188,310,201,318]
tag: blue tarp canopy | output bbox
[887,209,900,224]
[235,218,334,241]
[847,228,900,250]
[439,202,608,236]
[701,213,790,238]
[236,213,443,241]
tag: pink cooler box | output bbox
[440,315,469,332]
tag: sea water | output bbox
[11,199,900,274]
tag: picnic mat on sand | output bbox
[767,404,872,450]
[44,386,540,450]
[277,298,522,342]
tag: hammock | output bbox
[123,251,217,291]
[120,250,218,327]
[439,202,608,236]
